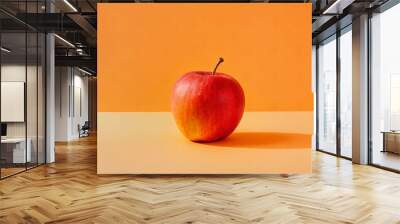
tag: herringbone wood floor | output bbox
[1,135,400,224]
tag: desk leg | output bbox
[382,133,386,153]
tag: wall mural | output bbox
[97,3,313,174]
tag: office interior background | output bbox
[314,0,400,172]
[0,0,400,222]
[0,0,97,179]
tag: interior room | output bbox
[0,0,400,223]
[370,3,400,171]
[0,26,46,178]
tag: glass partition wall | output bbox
[317,35,337,155]
[339,27,352,158]
[0,2,46,179]
[316,26,352,159]
[370,3,400,171]
[317,1,400,171]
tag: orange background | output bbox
[98,3,312,112]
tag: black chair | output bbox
[79,121,90,138]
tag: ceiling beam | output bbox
[322,0,356,14]
[55,55,96,70]
[67,13,97,42]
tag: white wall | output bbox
[1,65,28,140]
[1,65,40,137]
[55,67,70,141]
[72,73,89,138]
[1,63,46,164]
[55,67,89,141]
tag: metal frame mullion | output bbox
[336,29,341,157]
[316,44,320,150]
[0,23,2,179]
[24,0,28,171]
[44,0,48,164]
[367,11,373,166]
[36,0,39,168]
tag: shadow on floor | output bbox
[200,132,310,149]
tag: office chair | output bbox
[79,121,90,138]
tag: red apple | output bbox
[171,58,245,142]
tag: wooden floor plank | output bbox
[0,135,400,223]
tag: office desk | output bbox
[1,138,31,163]
[382,131,400,154]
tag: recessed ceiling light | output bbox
[323,0,354,15]
[54,34,75,48]
[63,0,78,12]
[1,47,11,53]
[77,67,93,76]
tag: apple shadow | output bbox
[201,132,310,149]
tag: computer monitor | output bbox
[1,123,7,137]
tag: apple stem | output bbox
[212,57,224,75]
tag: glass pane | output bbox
[371,4,400,171]
[38,33,45,165]
[27,31,38,169]
[0,1,46,178]
[25,0,38,169]
[1,31,27,177]
[340,29,352,158]
[318,36,337,154]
